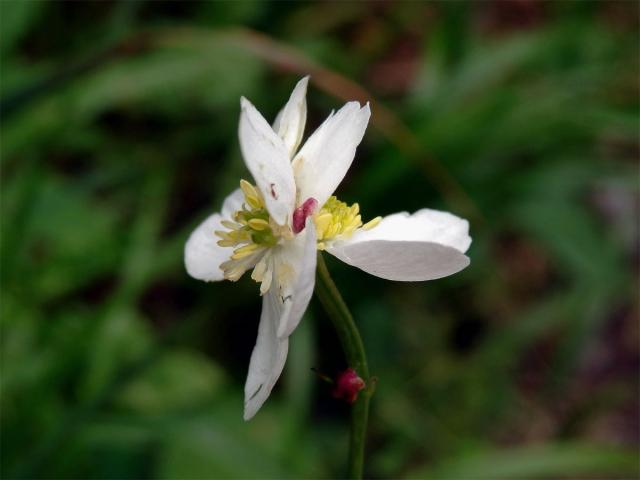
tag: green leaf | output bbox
[0,0,45,56]
[157,414,291,479]
[14,176,122,300]
[117,350,226,414]
[73,47,263,119]
[79,307,153,401]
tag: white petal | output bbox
[274,218,317,339]
[243,220,317,420]
[328,240,469,281]
[221,187,245,218]
[239,97,296,226]
[326,209,471,281]
[292,102,370,207]
[343,209,471,252]
[243,289,289,421]
[272,77,308,158]
[184,213,232,282]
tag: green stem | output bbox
[315,253,371,479]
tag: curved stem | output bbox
[315,253,371,479]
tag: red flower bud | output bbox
[332,368,366,404]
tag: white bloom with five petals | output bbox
[184,77,471,420]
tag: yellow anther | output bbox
[220,220,237,230]
[246,195,262,210]
[312,195,381,246]
[314,213,332,239]
[216,181,281,290]
[330,222,342,238]
[231,243,260,260]
[240,179,263,209]
[240,179,258,200]
[248,218,270,230]
[228,233,248,244]
[362,216,382,230]
[344,215,360,231]
[217,239,236,247]
[342,225,358,236]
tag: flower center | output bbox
[215,180,280,249]
[215,180,281,292]
[313,196,381,250]
[214,181,382,294]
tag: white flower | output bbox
[184,77,471,420]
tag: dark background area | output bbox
[1,1,638,478]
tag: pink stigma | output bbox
[332,368,366,404]
[292,198,318,234]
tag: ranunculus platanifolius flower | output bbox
[185,77,471,420]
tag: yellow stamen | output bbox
[217,239,236,247]
[231,243,260,260]
[220,220,239,230]
[362,216,382,230]
[312,196,381,245]
[240,179,258,200]
[314,213,332,231]
[248,218,270,230]
[240,179,263,209]
[216,180,281,287]
[342,225,358,236]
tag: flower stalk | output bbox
[315,252,371,479]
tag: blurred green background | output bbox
[1,1,638,479]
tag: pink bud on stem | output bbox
[332,368,366,404]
